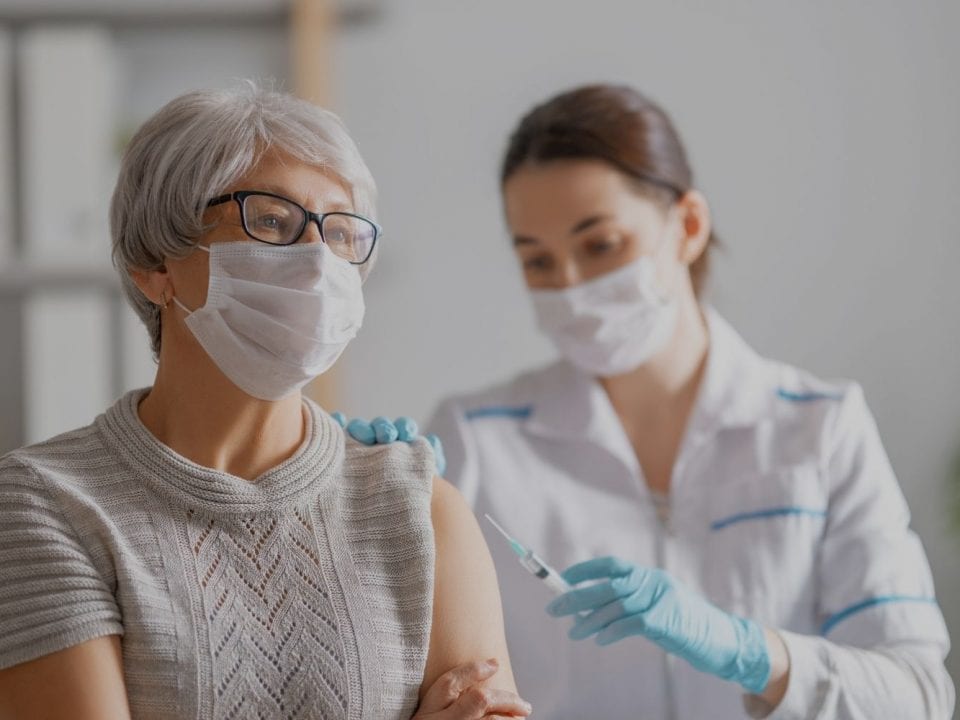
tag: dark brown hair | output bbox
[501,84,716,297]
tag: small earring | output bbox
[159,290,169,309]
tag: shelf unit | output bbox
[0,0,377,452]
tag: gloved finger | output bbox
[395,416,418,442]
[611,566,669,613]
[417,658,498,714]
[561,556,635,586]
[372,416,400,444]
[331,411,347,428]
[546,580,625,617]
[346,418,376,445]
[567,600,629,641]
[426,433,447,476]
[595,614,650,647]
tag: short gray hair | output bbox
[110,80,378,357]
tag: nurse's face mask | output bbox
[506,163,683,377]
[528,220,680,377]
[168,187,377,401]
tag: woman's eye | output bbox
[326,226,349,244]
[584,235,622,255]
[522,255,553,272]
[251,214,290,236]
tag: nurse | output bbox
[424,85,955,719]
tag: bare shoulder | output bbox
[422,477,516,696]
[0,635,130,719]
[429,476,505,594]
[430,475,475,527]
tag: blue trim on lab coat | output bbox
[776,388,845,403]
[464,405,534,421]
[710,506,828,531]
[821,595,939,636]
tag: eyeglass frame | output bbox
[205,189,382,265]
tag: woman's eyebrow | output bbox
[247,185,353,211]
[570,214,610,235]
[513,213,613,246]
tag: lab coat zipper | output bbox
[654,499,679,720]
[656,429,708,720]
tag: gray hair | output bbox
[110,80,378,357]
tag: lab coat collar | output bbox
[688,308,776,436]
[522,308,775,446]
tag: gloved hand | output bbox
[546,556,771,694]
[332,413,447,476]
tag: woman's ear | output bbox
[129,265,170,307]
[675,190,711,267]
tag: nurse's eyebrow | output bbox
[570,214,610,234]
[512,214,612,245]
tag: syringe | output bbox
[484,514,572,596]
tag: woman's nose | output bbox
[302,219,325,245]
[554,261,582,289]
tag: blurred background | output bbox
[0,0,957,708]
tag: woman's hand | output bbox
[546,556,773,694]
[413,658,532,719]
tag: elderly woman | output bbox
[0,84,529,720]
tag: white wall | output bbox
[333,0,960,700]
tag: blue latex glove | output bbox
[331,413,447,475]
[546,556,771,694]
[424,434,447,477]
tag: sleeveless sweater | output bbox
[0,389,436,719]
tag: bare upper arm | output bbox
[421,476,516,700]
[0,635,130,720]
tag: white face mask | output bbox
[172,240,364,401]
[530,251,679,378]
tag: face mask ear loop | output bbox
[167,243,212,316]
[171,295,194,315]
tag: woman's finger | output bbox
[417,658,498,714]
[445,685,532,719]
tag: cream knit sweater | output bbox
[0,389,436,719]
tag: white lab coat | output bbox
[427,310,954,720]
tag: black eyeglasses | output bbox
[206,190,381,265]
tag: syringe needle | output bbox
[485,514,571,596]
[484,514,529,559]
[484,514,514,542]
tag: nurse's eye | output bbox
[522,254,554,272]
[583,234,624,256]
